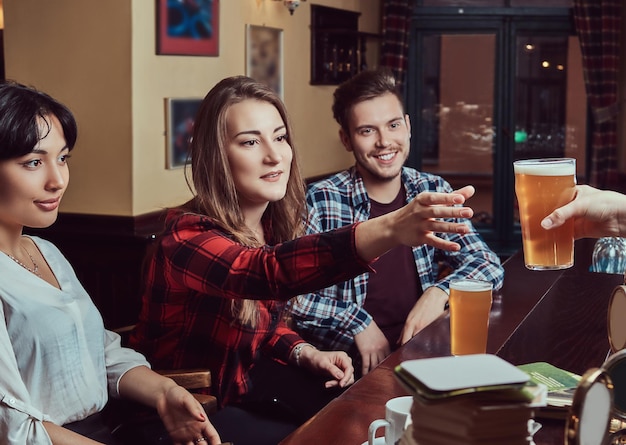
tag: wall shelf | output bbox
[310,5,380,85]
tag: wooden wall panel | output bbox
[27,212,166,329]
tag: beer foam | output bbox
[449,279,493,292]
[513,159,575,176]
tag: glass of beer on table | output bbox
[514,158,576,271]
[449,279,493,355]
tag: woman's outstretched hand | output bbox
[356,185,475,261]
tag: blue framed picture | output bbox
[157,0,219,56]
[165,98,202,169]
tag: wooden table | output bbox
[279,239,624,445]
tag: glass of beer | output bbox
[514,158,576,270]
[449,279,493,355]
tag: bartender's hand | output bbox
[399,286,448,345]
[541,185,626,239]
[354,321,391,376]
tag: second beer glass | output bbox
[514,158,576,270]
[449,279,493,355]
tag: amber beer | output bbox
[449,279,493,355]
[514,158,576,270]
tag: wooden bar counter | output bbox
[280,239,624,445]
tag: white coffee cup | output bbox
[368,395,413,445]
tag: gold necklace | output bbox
[7,247,41,277]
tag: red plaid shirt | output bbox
[129,209,369,406]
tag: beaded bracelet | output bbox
[292,342,314,367]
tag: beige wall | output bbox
[5,1,622,216]
[4,0,133,215]
[4,0,380,216]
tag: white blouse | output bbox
[0,236,150,444]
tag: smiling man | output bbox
[288,69,504,378]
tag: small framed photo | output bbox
[165,98,202,169]
[246,25,283,98]
[156,0,220,56]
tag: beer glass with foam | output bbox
[449,279,493,355]
[514,158,576,270]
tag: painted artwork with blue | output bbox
[169,99,201,168]
[167,0,214,40]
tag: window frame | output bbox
[405,5,577,257]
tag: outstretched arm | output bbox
[355,186,475,261]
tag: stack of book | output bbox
[394,354,546,445]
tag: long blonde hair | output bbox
[185,76,306,326]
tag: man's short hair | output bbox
[332,69,404,132]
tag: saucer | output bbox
[361,437,385,445]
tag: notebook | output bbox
[395,354,531,400]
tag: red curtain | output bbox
[573,0,622,189]
[380,0,414,88]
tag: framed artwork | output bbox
[165,98,202,169]
[156,0,219,56]
[246,25,283,98]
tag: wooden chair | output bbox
[112,324,217,414]
[102,325,219,443]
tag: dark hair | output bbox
[0,80,77,161]
[332,69,404,132]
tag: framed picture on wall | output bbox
[156,0,220,56]
[165,98,202,169]
[246,25,283,98]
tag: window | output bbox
[406,2,584,257]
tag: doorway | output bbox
[406,6,586,257]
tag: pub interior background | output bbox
[0,0,624,329]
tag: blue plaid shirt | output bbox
[288,166,504,352]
